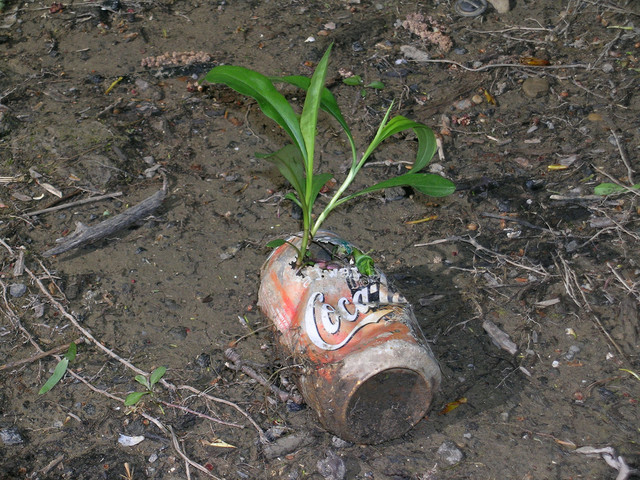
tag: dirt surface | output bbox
[1,0,640,478]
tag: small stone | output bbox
[587,112,603,122]
[601,63,614,73]
[453,98,473,110]
[487,0,511,13]
[437,440,463,466]
[453,47,467,55]
[9,283,27,298]
[1,427,24,445]
[317,450,346,480]
[522,77,550,98]
[331,436,352,448]
[195,353,211,368]
[471,94,483,104]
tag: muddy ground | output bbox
[1,0,639,478]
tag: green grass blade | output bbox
[300,45,333,178]
[274,75,357,160]
[204,66,306,161]
[150,366,166,387]
[38,357,69,395]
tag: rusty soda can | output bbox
[258,231,441,444]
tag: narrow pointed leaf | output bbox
[362,116,437,173]
[340,173,455,205]
[284,191,303,208]
[65,342,77,361]
[204,66,306,161]
[258,144,306,197]
[309,173,334,206]
[274,75,356,159]
[150,366,166,387]
[38,357,69,395]
[300,44,332,173]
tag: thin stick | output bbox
[480,212,560,235]
[0,338,83,371]
[159,400,244,429]
[405,57,589,72]
[42,174,167,257]
[609,129,635,185]
[24,266,151,379]
[169,426,220,479]
[225,348,303,404]
[26,192,123,217]
[178,385,266,442]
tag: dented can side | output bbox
[258,232,441,444]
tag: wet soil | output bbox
[1,0,639,479]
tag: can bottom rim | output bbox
[345,367,431,444]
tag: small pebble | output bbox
[471,94,483,104]
[195,353,211,368]
[453,47,467,55]
[0,427,24,445]
[437,440,464,466]
[565,344,581,361]
[601,63,614,73]
[453,98,473,110]
[9,283,27,298]
[317,450,346,480]
[522,77,550,98]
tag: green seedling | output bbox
[124,366,167,407]
[204,44,455,270]
[594,182,640,195]
[342,75,385,97]
[39,342,77,395]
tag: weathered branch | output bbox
[42,175,167,257]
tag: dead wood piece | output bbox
[482,319,518,355]
[225,348,303,405]
[42,177,166,257]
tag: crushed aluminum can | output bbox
[258,231,441,444]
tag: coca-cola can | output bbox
[258,231,441,444]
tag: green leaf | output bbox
[204,66,307,162]
[124,391,149,406]
[300,44,333,177]
[65,342,77,362]
[342,75,363,86]
[353,249,375,276]
[284,191,303,208]
[594,182,640,195]
[341,173,455,204]
[149,366,166,387]
[361,114,437,173]
[309,173,334,205]
[134,374,150,390]
[366,81,385,90]
[258,144,306,197]
[275,75,356,160]
[38,357,69,395]
[266,239,286,249]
